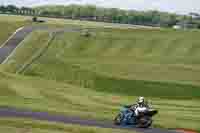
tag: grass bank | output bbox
[0,118,135,133]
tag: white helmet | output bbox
[138,97,145,104]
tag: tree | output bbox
[189,12,200,18]
[79,5,96,19]
[94,7,104,21]
[7,5,18,13]
[0,5,6,13]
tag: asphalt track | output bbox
[0,26,180,133]
[0,107,178,133]
[0,26,33,63]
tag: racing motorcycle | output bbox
[114,105,158,128]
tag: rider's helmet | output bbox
[137,97,145,106]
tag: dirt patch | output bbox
[176,129,199,133]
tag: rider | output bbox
[131,97,150,117]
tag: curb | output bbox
[175,129,199,133]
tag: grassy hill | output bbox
[4,26,200,98]
[1,15,200,131]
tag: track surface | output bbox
[0,107,177,133]
[0,26,33,63]
[0,26,179,133]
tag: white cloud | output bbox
[0,0,200,14]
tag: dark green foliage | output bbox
[6,5,18,13]
[0,5,36,15]
[1,4,200,28]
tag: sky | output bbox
[0,0,199,14]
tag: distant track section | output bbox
[0,26,34,63]
[0,25,82,64]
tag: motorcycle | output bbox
[114,105,158,128]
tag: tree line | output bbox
[36,5,182,27]
[1,4,200,28]
[0,5,36,15]
[36,5,200,27]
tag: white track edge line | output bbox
[1,27,27,64]
[0,26,24,49]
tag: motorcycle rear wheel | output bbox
[137,116,152,128]
[114,113,124,125]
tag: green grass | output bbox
[4,27,200,98]
[3,30,52,73]
[1,15,200,131]
[0,118,136,133]
[0,71,199,130]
